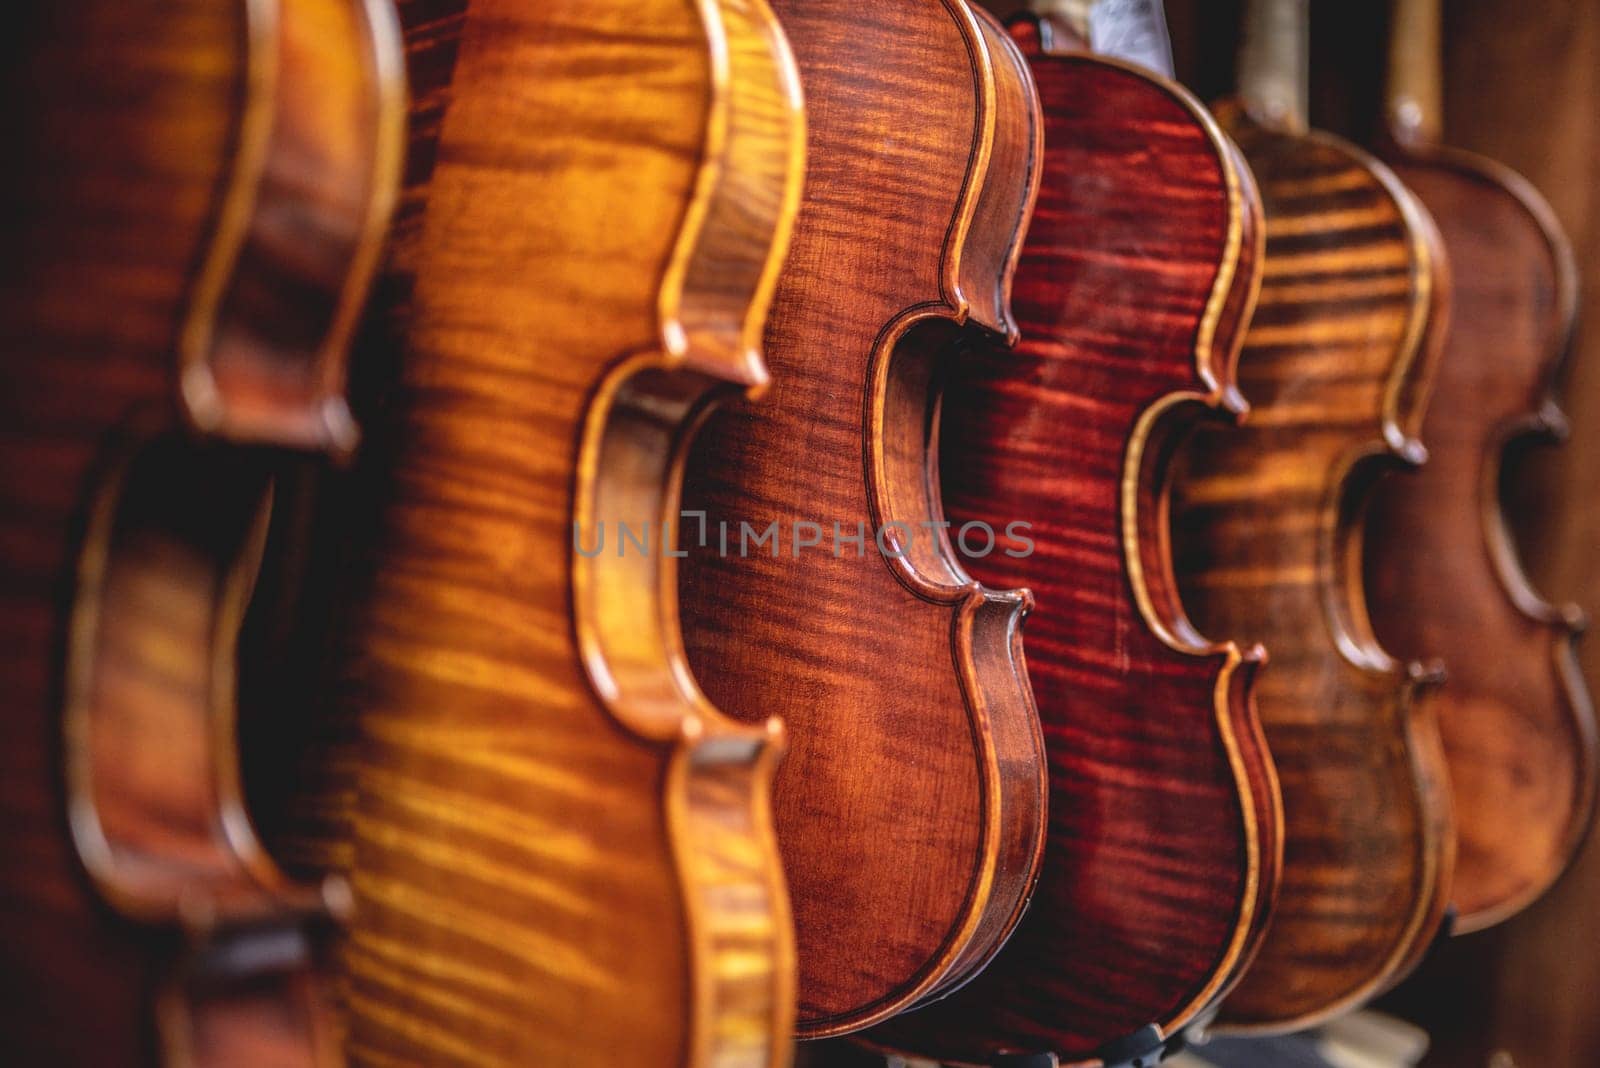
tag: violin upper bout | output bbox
[178,0,405,457]
[1384,173,1451,465]
[1221,109,1447,462]
[958,5,1043,343]
[664,0,806,395]
[1346,148,1445,465]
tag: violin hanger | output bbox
[1386,0,1444,145]
[1237,0,1310,133]
[1029,0,1095,35]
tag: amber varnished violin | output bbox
[297,1,807,1064]
[1169,0,1457,1034]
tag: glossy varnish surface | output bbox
[871,16,1278,1063]
[1171,108,1455,1031]
[1368,142,1597,932]
[254,0,471,885]
[678,0,1047,1037]
[324,1,804,1065]
[0,0,401,1062]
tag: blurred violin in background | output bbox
[1366,0,1598,934]
[0,0,403,1063]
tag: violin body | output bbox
[870,16,1279,1062]
[321,1,805,1064]
[1170,108,1455,1032]
[0,0,403,1063]
[678,0,1047,1037]
[1367,143,1597,932]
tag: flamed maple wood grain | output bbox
[318,2,805,1065]
[678,0,1047,1038]
[869,15,1279,1064]
[1170,106,1456,1033]
[0,0,402,1063]
[254,0,471,886]
[1367,147,1596,932]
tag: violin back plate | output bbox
[1369,144,1597,932]
[679,0,1047,1036]
[872,16,1279,1061]
[1172,111,1456,1032]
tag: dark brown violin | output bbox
[1366,0,1597,932]
[678,0,1048,1037]
[0,0,403,1063]
[1169,0,1455,1033]
[289,0,807,1064]
[870,5,1279,1063]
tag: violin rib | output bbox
[1172,109,1457,1032]
[678,0,1048,1036]
[871,15,1280,1062]
[323,1,805,1064]
[1368,142,1598,932]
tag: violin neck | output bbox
[1237,0,1310,133]
[1032,0,1175,78]
[1386,0,1444,146]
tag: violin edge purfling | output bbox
[570,0,808,1059]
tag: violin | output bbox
[1366,0,1597,932]
[869,4,1281,1062]
[0,0,403,1063]
[310,1,806,1063]
[1169,0,1456,1033]
[678,0,1048,1037]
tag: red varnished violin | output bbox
[873,5,1280,1061]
